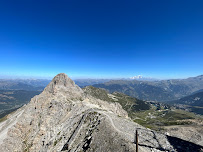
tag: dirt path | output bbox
[99,111,134,138]
[98,111,146,152]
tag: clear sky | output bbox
[0,0,203,79]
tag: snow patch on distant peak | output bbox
[130,75,158,81]
[130,75,143,79]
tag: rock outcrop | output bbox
[43,73,84,99]
[0,73,202,152]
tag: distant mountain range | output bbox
[0,78,111,90]
[1,75,203,104]
[0,79,50,91]
[74,75,158,87]
[74,79,112,87]
[93,75,203,102]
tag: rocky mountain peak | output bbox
[51,73,74,87]
[43,73,84,99]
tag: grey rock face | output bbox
[44,73,84,100]
[0,73,202,152]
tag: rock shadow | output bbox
[166,135,203,152]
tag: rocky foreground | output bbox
[0,73,202,152]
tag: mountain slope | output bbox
[170,91,203,107]
[0,73,202,152]
[83,86,151,114]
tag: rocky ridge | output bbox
[0,73,202,152]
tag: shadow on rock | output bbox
[166,135,203,152]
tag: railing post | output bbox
[134,129,138,152]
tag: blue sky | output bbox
[0,0,203,79]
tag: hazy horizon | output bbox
[0,73,202,80]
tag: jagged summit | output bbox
[50,73,74,87]
[46,73,75,90]
[43,73,84,99]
